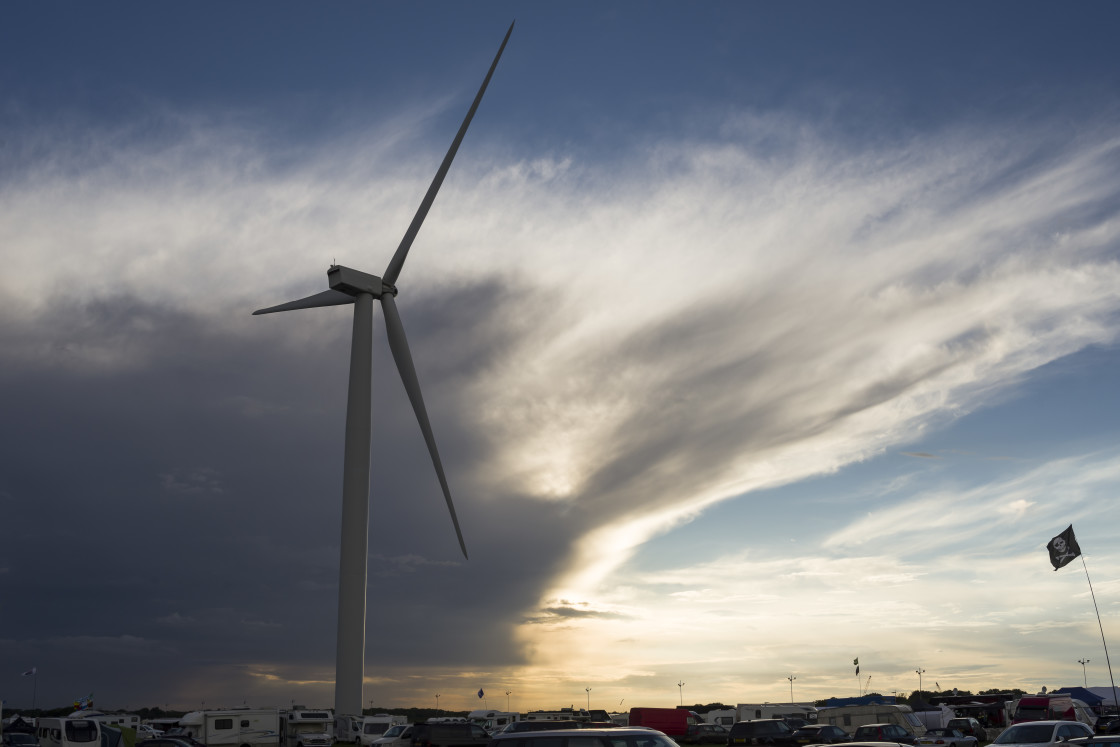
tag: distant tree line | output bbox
[5,691,1052,719]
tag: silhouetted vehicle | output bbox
[410,723,490,747]
[917,729,977,747]
[488,727,676,747]
[682,725,730,744]
[792,725,852,744]
[991,721,1094,747]
[947,720,988,742]
[727,719,798,746]
[852,725,917,745]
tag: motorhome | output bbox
[817,704,926,736]
[355,716,407,747]
[466,712,520,734]
[179,709,281,747]
[280,710,334,747]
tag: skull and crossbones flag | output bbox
[1047,525,1081,571]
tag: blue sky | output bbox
[3,0,1120,716]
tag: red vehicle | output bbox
[628,708,697,739]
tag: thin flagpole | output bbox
[1081,555,1119,712]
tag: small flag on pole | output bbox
[1047,525,1081,571]
[22,667,37,676]
[477,688,485,699]
[854,658,859,675]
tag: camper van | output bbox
[280,710,334,747]
[179,709,280,747]
[817,704,926,737]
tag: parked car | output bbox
[496,723,584,735]
[917,729,978,747]
[727,719,798,746]
[791,725,852,744]
[137,739,209,747]
[410,722,490,747]
[488,727,677,747]
[1094,721,1120,736]
[1071,737,1120,747]
[852,725,918,745]
[947,720,988,742]
[3,735,40,747]
[682,724,730,744]
[990,721,1094,747]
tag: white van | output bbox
[371,724,413,747]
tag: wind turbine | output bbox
[253,21,515,718]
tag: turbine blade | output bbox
[253,289,355,315]
[383,20,515,286]
[380,293,468,559]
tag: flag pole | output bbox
[1082,555,1119,713]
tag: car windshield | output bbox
[382,727,404,738]
[993,724,1055,744]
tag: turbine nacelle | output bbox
[328,265,396,299]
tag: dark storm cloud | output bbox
[0,275,582,707]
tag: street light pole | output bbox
[788,675,796,702]
[1080,659,1092,687]
[586,687,592,710]
[915,668,925,696]
[506,691,512,711]
[435,693,441,711]
[678,681,685,706]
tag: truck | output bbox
[178,709,281,747]
[627,708,697,739]
[816,704,926,736]
[280,709,334,747]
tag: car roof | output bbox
[491,728,661,739]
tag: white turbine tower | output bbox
[253,21,515,718]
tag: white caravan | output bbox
[735,705,818,724]
[355,716,406,747]
[705,710,736,727]
[817,704,926,736]
[37,718,123,747]
[467,711,520,734]
[179,709,281,747]
[280,710,334,747]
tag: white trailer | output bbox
[179,709,281,747]
[280,710,334,747]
